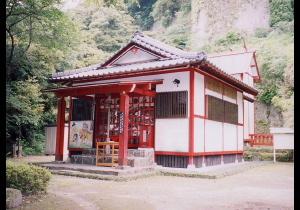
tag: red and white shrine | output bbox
[48,31,260,168]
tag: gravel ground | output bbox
[14,162,294,210]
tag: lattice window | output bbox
[224,101,238,124]
[207,95,224,122]
[72,98,93,121]
[155,91,187,118]
[206,95,238,124]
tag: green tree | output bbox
[6,0,77,154]
[126,0,157,30]
[270,0,294,26]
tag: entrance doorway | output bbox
[94,94,155,148]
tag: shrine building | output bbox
[47,31,260,168]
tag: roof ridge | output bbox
[131,31,206,59]
[52,63,101,78]
[208,49,256,58]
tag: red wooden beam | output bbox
[133,87,156,97]
[54,85,134,97]
[188,69,195,165]
[55,97,66,161]
[118,93,129,166]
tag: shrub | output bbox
[6,161,51,194]
[243,148,294,162]
[21,134,45,156]
[216,32,242,47]
[255,28,271,38]
[270,0,294,26]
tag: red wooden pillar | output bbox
[188,69,195,166]
[55,97,66,161]
[118,92,129,166]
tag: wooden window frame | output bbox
[155,91,188,119]
[71,98,94,121]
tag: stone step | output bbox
[70,155,96,165]
[127,157,155,167]
[128,149,155,158]
[38,162,156,177]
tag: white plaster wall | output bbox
[238,125,244,151]
[205,120,223,152]
[63,125,69,161]
[237,92,243,124]
[155,119,189,152]
[113,48,159,65]
[223,123,237,151]
[45,125,69,160]
[194,72,205,116]
[242,73,254,87]
[248,102,255,134]
[244,100,249,139]
[194,118,204,152]
[223,95,236,104]
[206,89,222,99]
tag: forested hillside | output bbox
[6,0,294,154]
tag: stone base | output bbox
[6,188,22,209]
[116,165,131,170]
[187,164,196,169]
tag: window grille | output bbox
[155,91,187,118]
[207,95,224,122]
[224,101,238,124]
[206,95,238,124]
[72,98,93,121]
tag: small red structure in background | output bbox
[245,134,273,147]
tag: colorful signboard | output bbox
[69,121,93,148]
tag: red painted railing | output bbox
[245,134,273,146]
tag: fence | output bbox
[245,134,273,147]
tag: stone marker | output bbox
[6,188,22,209]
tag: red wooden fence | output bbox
[245,134,273,146]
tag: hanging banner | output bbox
[69,121,93,148]
[118,112,124,134]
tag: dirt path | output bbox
[16,163,294,210]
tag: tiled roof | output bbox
[51,58,202,81]
[50,31,258,95]
[130,31,205,59]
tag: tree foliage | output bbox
[270,0,294,26]
[126,0,156,30]
[151,0,190,27]
[65,3,137,68]
[6,0,77,154]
